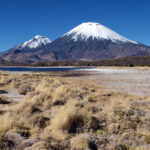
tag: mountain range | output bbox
[1,22,150,64]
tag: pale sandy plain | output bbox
[70,67,150,97]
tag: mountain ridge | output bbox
[0,22,150,64]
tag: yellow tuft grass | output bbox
[0,113,17,137]
[51,103,81,131]
[42,100,86,140]
[70,135,89,150]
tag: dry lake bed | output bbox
[71,67,150,97]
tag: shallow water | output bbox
[0,67,89,72]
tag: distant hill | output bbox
[0,56,150,67]
[34,56,150,67]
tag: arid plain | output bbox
[0,67,150,150]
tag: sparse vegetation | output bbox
[0,71,150,149]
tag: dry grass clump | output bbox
[0,113,17,137]
[0,72,150,149]
[49,100,85,134]
[70,135,89,150]
[144,135,150,144]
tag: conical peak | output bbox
[64,22,138,44]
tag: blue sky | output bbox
[0,0,150,51]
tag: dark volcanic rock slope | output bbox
[40,35,150,61]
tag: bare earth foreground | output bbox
[72,67,150,97]
[0,69,150,150]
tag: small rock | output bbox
[0,90,8,94]
[18,85,34,95]
[0,97,11,104]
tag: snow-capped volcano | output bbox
[38,22,150,61]
[64,22,137,44]
[16,35,51,49]
[0,35,52,64]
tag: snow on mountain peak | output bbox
[64,22,138,44]
[21,35,51,49]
